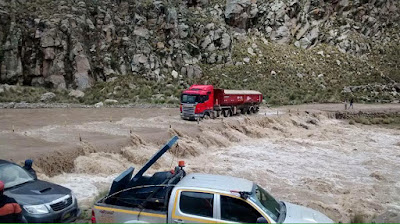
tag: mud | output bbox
[1,104,400,223]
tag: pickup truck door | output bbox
[216,194,273,223]
[170,190,220,223]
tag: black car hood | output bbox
[4,180,71,205]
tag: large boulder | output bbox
[69,89,85,98]
[46,75,66,89]
[40,92,56,102]
[73,46,92,90]
[220,33,232,49]
[225,0,258,29]
[181,65,202,79]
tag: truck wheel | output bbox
[241,109,246,115]
[223,110,231,117]
[254,107,259,113]
[247,108,252,114]
[216,111,221,117]
[204,112,210,119]
[251,107,256,113]
[211,111,217,119]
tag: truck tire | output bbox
[211,111,216,119]
[251,107,256,113]
[204,112,210,119]
[241,109,246,114]
[223,110,231,117]
[247,108,252,114]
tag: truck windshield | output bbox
[0,164,35,189]
[181,94,198,104]
[181,94,209,104]
[250,185,281,222]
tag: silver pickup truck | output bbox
[92,137,333,223]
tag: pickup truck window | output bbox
[179,191,214,218]
[220,195,262,223]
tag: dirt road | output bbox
[0,103,400,222]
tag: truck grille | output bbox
[182,105,195,116]
[50,196,73,211]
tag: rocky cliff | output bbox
[0,0,399,104]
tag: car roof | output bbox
[176,173,254,193]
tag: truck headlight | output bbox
[24,204,50,214]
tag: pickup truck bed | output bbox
[94,202,167,223]
[94,166,185,223]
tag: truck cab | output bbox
[168,173,333,224]
[168,173,279,223]
[180,85,214,120]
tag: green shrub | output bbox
[382,118,394,124]
[371,118,383,124]
[354,117,371,125]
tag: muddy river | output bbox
[1,104,400,222]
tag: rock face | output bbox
[256,0,400,52]
[1,22,22,84]
[0,0,399,90]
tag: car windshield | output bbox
[0,164,34,189]
[250,185,281,222]
[181,94,198,104]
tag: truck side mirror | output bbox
[256,217,268,223]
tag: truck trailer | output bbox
[180,85,263,120]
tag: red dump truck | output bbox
[180,85,263,120]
